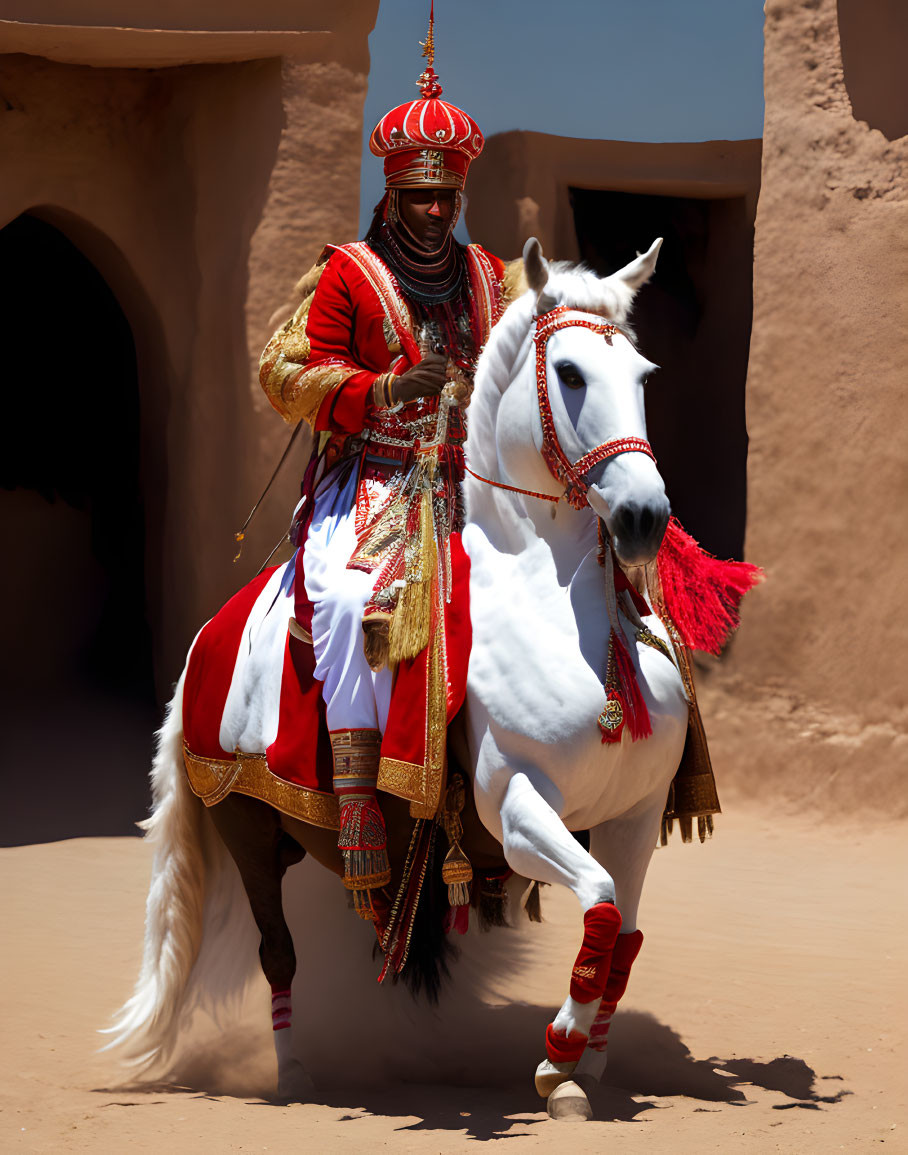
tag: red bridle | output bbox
[465,306,656,508]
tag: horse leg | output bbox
[207,794,312,1101]
[573,795,665,1084]
[495,772,619,1119]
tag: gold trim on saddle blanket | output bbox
[183,744,339,831]
[378,609,449,819]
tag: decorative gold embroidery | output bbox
[377,756,425,804]
[336,243,418,359]
[280,326,310,364]
[281,364,358,428]
[636,625,673,661]
[465,244,504,336]
[329,728,382,776]
[377,530,450,819]
[573,964,598,980]
[259,263,326,424]
[382,317,402,355]
[183,743,340,830]
[183,747,242,805]
[418,607,448,818]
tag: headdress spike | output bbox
[420,1,435,68]
[418,1,443,98]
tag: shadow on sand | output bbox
[96,1006,850,1140]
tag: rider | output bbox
[259,47,520,920]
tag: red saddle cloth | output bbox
[181,536,472,826]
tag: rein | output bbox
[466,305,656,508]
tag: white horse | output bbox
[106,237,696,1122]
[462,237,688,1116]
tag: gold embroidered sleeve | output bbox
[259,256,332,426]
[278,363,360,427]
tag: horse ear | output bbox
[523,236,557,314]
[523,237,547,291]
[610,237,663,291]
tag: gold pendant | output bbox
[598,697,624,731]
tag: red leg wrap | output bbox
[569,901,623,1002]
[271,986,292,1032]
[545,1022,588,1064]
[545,902,623,1064]
[588,929,644,1052]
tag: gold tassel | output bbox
[353,888,377,921]
[441,772,473,907]
[442,844,473,905]
[389,480,437,665]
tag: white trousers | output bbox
[302,468,393,734]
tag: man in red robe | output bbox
[259,60,521,919]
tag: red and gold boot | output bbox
[330,729,392,920]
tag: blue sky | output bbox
[359,0,765,237]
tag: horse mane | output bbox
[483,261,638,389]
[542,261,638,342]
[469,262,639,474]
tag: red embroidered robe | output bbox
[257,241,507,818]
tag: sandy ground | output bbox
[2,802,906,1153]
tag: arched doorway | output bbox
[0,214,156,844]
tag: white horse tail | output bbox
[101,668,208,1070]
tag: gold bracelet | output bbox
[373,372,390,409]
[375,371,399,410]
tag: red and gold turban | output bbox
[369,65,484,191]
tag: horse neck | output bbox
[464,324,598,582]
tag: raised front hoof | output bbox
[546,1079,593,1121]
[535,1057,578,1098]
[276,1059,315,1103]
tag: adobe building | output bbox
[464,1,907,818]
[0,3,378,693]
[0,2,378,840]
[1,0,904,840]
[720,0,907,816]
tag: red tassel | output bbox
[611,630,652,741]
[657,518,763,656]
[599,630,651,743]
[443,902,470,936]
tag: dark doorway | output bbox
[838,0,908,142]
[570,187,754,561]
[0,214,155,844]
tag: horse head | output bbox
[474,237,669,567]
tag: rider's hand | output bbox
[391,352,447,406]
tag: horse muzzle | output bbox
[607,497,670,567]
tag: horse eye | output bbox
[555,360,586,390]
